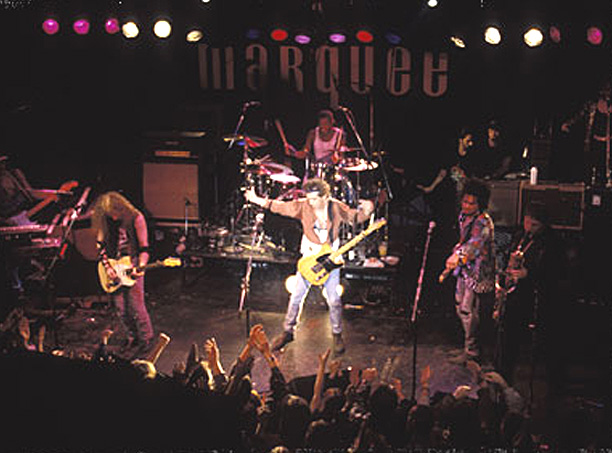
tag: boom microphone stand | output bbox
[410,221,436,402]
[238,212,265,337]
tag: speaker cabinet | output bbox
[520,182,585,230]
[143,159,200,224]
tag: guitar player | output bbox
[245,178,374,354]
[0,154,45,226]
[92,191,154,358]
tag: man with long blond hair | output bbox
[93,191,154,357]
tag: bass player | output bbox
[245,178,374,354]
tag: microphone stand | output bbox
[44,186,91,347]
[238,212,265,337]
[410,221,435,402]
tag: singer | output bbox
[245,178,374,355]
[92,191,154,358]
[442,179,495,367]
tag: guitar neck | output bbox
[330,228,374,259]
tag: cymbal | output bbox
[246,161,292,175]
[223,134,268,148]
[340,158,379,172]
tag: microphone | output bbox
[337,105,350,112]
[427,221,436,234]
[243,101,261,108]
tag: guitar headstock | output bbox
[162,257,182,267]
[366,218,387,233]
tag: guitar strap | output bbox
[327,202,334,243]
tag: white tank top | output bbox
[313,127,341,164]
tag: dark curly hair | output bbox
[461,179,490,211]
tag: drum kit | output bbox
[219,131,382,258]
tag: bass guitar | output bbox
[98,256,182,293]
[297,219,387,286]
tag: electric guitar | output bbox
[98,256,182,293]
[297,219,387,286]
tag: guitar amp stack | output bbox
[488,180,585,230]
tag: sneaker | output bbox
[332,333,345,355]
[271,331,294,352]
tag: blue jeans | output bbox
[283,269,342,335]
[112,276,154,344]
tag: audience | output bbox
[0,314,605,451]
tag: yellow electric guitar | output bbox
[297,219,387,286]
[98,256,182,293]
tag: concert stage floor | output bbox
[43,260,609,446]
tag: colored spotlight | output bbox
[105,18,120,34]
[271,28,288,42]
[450,36,466,48]
[385,32,401,45]
[484,26,502,45]
[42,19,59,35]
[153,20,172,39]
[587,26,603,45]
[186,29,204,43]
[356,30,374,43]
[427,0,438,7]
[122,21,139,39]
[246,28,261,40]
[523,27,543,47]
[294,34,311,45]
[549,26,561,43]
[329,33,346,44]
[73,19,90,35]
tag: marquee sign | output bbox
[198,44,449,98]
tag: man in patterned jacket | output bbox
[443,179,495,366]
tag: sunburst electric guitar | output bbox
[297,219,387,286]
[98,256,182,293]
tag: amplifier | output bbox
[520,182,585,230]
[487,180,522,227]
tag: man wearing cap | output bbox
[245,178,374,354]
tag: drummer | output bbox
[301,109,347,167]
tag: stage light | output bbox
[73,19,90,35]
[329,33,346,44]
[285,274,298,294]
[385,32,401,45]
[294,34,311,45]
[122,21,139,39]
[523,27,543,47]
[484,26,502,45]
[450,36,466,48]
[271,28,288,42]
[246,29,261,40]
[587,26,603,45]
[105,18,120,35]
[186,29,204,43]
[153,19,172,39]
[427,0,438,7]
[356,30,374,43]
[549,26,561,43]
[322,284,345,299]
[42,19,59,35]
[201,0,211,3]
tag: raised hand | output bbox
[329,358,342,379]
[318,348,331,369]
[420,365,432,386]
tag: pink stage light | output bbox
[294,34,311,45]
[42,19,60,35]
[73,19,90,35]
[329,33,346,44]
[105,18,120,35]
[549,26,561,43]
[587,26,603,45]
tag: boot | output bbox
[271,331,294,352]
[333,333,345,355]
